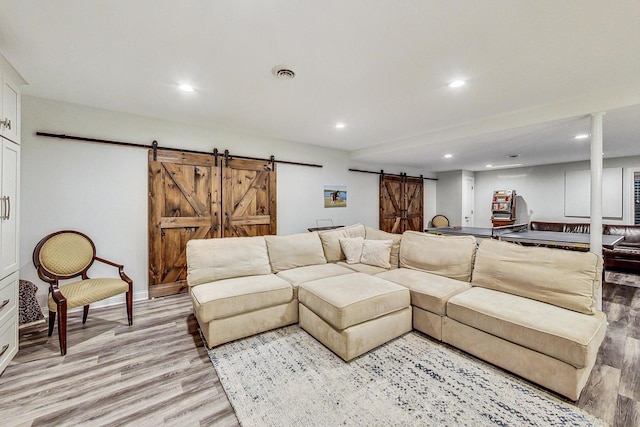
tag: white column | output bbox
[590,112,604,310]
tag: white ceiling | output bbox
[0,0,639,172]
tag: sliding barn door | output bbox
[222,158,277,237]
[403,176,424,232]
[380,175,404,233]
[148,150,221,298]
[149,151,277,297]
[379,174,423,234]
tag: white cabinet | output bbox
[0,54,21,375]
[0,139,19,278]
[0,272,19,372]
[1,68,20,144]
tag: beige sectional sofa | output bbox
[186,224,606,401]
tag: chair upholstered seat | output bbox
[33,230,133,355]
[47,278,130,312]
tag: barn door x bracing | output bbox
[148,150,276,298]
[379,174,423,234]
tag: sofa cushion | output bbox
[336,261,389,275]
[318,224,366,262]
[376,268,471,316]
[529,221,565,232]
[399,231,477,282]
[446,287,607,368]
[360,239,393,269]
[187,236,271,286]
[265,232,327,273]
[605,224,640,247]
[340,236,394,269]
[564,223,590,234]
[190,274,293,323]
[339,237,365,264]
[472,239,602,314]
[298,273,409,331]
[365,227,402,269]
[605,247,640,258]
[276,263,354,298]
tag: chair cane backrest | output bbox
[431,215,449,228]
[35,231,96,279]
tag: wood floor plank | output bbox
[577,364,621,425]
[619,336,640,401]
[615,395,640,427]
[597,323,628,369]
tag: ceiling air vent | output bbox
[272,66,295,80]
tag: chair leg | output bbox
[82,305,90,324]
[126,284,133,326]
[48,311,56,337]
[58,301,67,356]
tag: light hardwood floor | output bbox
[1,272,638,426]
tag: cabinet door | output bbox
[0,271,19,374]
[1,73,20,143]
[0,139,19,277]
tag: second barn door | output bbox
[148,150,276,298]
[222,157,277,237]
[379,174,423,234]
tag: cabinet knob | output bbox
[0,118,10,130]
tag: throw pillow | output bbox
[361,239,392,269]
[339,237,365,264]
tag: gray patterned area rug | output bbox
[208,325,604,426]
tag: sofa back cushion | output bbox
[529,221,565,232]
[187,236,271,286]
[318,224,366,262]
[564,223,590,234]
[472,239,602,314]
[399,231,477,282]
[365,227,402,269]
[266,232,327,273]
[605,224,640,247]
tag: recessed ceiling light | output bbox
[449,80,466,88]
[179,84,194,93]
[444,154,453,159]
[335,123,346,129]
[486,163,523,169]
[574,134,590,140]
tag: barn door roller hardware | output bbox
[348,168,437,181]
[36,132,323,168]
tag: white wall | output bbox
[20,96,434,307]
[435,170,463,226]
[473,156,640,227]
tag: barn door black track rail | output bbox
[348,168,437,181]
[36,132,323,168]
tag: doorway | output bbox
[462,176,475,227]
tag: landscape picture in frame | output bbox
[324,185,347,208]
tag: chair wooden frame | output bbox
[32,230,133,355]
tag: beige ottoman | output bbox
[298,272,412,361]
